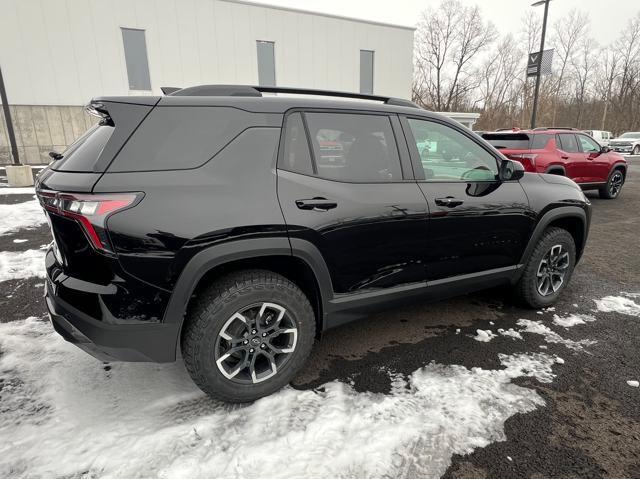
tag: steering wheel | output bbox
[461,165,491,180]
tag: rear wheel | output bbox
[514,227,576,308]
[599,169,624,199]
[182,269,315,403]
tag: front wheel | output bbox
[514,227,576,308]
[633,145,640,156]
[599,169,624,199]
[181,270,315,403]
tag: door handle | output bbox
[561,155,569,159]
[435,196,464,207]
[295,197,337,211]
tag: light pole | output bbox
[530,0,551,129]
[0,66,21,165]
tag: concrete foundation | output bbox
[6,164,34,186]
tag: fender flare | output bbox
[545,165,566,176]
[163,237,334,326]
[518,206,588,269]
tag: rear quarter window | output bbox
[530,134,552,149]
[109,107,254,172]
[52,125,113,172]
[482,133,530,150]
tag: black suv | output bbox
[36,85,591,402]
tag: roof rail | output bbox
[161,84,419,108]
[533,127,579,131]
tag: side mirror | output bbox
[499,159,525,181]
[600,145,610,153]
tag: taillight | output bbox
[37,190,142,255]
[506,153,537,171]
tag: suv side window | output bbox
[557,133,579,153]
[531,134,552,149]
[577,134,600,153]
[407,118,498,181]
[279,113,314,175]
[303,112,402,182]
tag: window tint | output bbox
[53,125,113,172]
[280,113,313,175]
[482,133,530,150]
[111,107,251,172]
[531,133,552,149]
[121,28,151,90]
[558,133,579,153]
[304,113,401,182]
[257,41,276,86]
[408,119,498,181]
[577,134,600,153]
[360,50,374,94]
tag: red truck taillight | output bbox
[506,153,538,171]
[37,190,143,254]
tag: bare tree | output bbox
[413,0,496,111]
[549,10,589,125]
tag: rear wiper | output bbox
[49,151,63,160]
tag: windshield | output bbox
[619,132,640,139]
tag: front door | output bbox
[556,133,586,181]
[401,116,534,281]
[277,111,429,294]
[576,133,609,182]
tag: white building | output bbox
[0,0,414,164]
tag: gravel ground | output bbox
[1,159,639,478]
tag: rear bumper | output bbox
[45,254,180,363]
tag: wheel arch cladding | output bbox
[520,206,587,267]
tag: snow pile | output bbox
[0,250,46,282]
[627,380,639,388]
[498,328,523,340]
[0,199,46,235]
[0,318,557,479]
[552,313,596,328]
[516,319,596,351]
[594,296,640,317]
[474,329,497,342]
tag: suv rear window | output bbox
[303,112,402,182]
[530,134,552,149]
[109,107,252,172]
[52,125,113,172]
[482,133,530,150]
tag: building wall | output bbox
[0,0,414,164]
[0,106,98,164]
[0,0,414,105]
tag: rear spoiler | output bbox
[160,87,181,95]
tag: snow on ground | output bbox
[627,380,639,388]
[516,319,597,351]
[473,329,496,342]
[498,328,523,340]
[0,186,36,194]
[0,318,557,479]
[552,313,596,328]
[0,199,46,236]
[0,249,47,282]
[594,295,640,317]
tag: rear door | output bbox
[556,133,585,181]
[276,110,429,294]
[402,116,533,281]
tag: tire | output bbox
[514,227,576,309]
[181,269,315,403]
[633,145,640,156]
[598,168,624,199]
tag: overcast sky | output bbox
[247,0,638,46]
